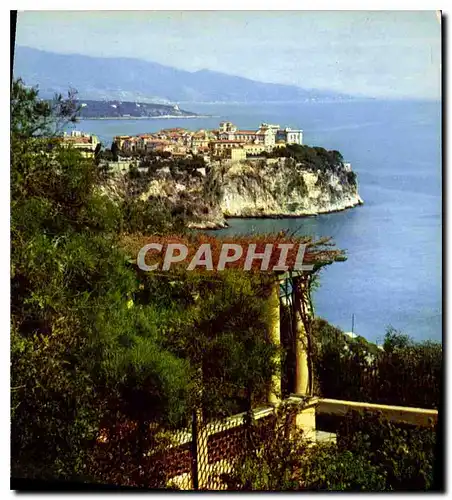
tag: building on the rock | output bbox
[226,147,247,161]
[114,120,303,159]
[59,131,100,158]
[276,127,303,145]
[209,139,245,158]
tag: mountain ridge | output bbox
[13,45,360,104]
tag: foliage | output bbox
[118,198,187,235]
[264,144,344,172]
[222,404,437,492]
[312,319,441,409]
[110,141,119,161]
[11,79,282,484]
[286,171,308,197]
[383,326,412,352]
[11,78,79,138]
[336,410,437,491]
[346,170,357,186]
[222,402,310,490]
[171,269,278,417]
[301,445,386,491]
[85,413,186,488]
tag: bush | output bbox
[312,319,442,409]
[267,144,344,172]
[222,405,438,491]
[222,402,310,490]
[346,170,357,186]
[301,445,386,491]
[337,410,437,491]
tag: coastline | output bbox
[222,198,364,220]
[196,199,364,230]
[80,115,214,121]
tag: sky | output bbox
[15,10,441,100]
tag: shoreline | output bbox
[223,199,364,220]
[80,115,214,121]
[197,200,364,230]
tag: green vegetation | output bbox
[312,319,442,409]
[134,153,206,174]
[10,79,278,484]
[336,410,437,491]
[264,144,344,172]
[286,171,308,197]
[346,169,357,186]
[223,405,437,491]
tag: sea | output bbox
[72,99,442,344]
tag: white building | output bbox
[277,127,303,145]
[59,131,100,158]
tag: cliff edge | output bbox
[101,146,363,229]
[216,157,363,219]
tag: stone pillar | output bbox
[292,276,316,442]
[267,277,281,405]
[293,277,311,397]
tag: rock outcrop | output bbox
[101,155,363,229]
[216,158,363,218]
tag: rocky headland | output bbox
[100,147,363,230]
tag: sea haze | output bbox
[72,99,442,344]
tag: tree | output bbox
[383,327,412,353]
[110,141,119,162]
[94,142,102,165]
[11,78,282,485]
[11,79,190,481]
[11,78,79,139]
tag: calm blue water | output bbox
[74,100,442,343]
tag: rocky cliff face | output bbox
[101,156,363,229]
[215,157,363,219]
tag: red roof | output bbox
[60,136,91,144]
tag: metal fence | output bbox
[91,405,279,490]
[163,407,276,490]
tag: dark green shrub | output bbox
[267,144,344,172]
[221,402,310,490]
[301,445,386,491]
[337,410,437,491]
[346,170,357,186]
[312,319,442,409]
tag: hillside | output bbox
[14,46,358,104]
[72,99,198,119]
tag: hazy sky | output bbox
[15,11,441,99]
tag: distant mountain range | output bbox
[70,99,198,119]
[13,45,359,104]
